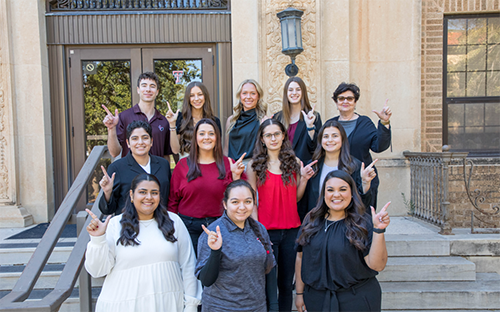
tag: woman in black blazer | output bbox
[98,120,171,215]
[273,77,322,165]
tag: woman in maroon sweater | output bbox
[168,118,245,253]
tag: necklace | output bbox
[140,219,155,227]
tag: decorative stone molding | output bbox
[262,0,318,114]
[0,25,10,201]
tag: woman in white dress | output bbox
[85,173,201,312]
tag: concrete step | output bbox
[0,264,104,291]
[385,234,450,257]
[380,273,500,310]
[0,242,74,265]
[378,256,476,282]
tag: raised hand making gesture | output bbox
[202,224,223,251]
[371,201,391,230]
[230,153,246,180]
[301,104,317,130]
[360,159,378,194]
[372,99,392,127]
[99,165,115,202]
[300,160,318,181]
[165,101,180,128]
[102,104,119,130]
[86,208,112,237]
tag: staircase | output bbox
[0,229,103,312]
[380,217,500,311]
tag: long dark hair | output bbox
[118,174,177,246]
[187,118,226,182]
[297,170,370,251]
[179,82,216,154]
[223,180,274,274]
[278,76,314,129]
[312,120,356,175]
[251,119,300,186]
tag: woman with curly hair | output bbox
[169,81,221,159]
[224,79,269,165]
[246,119,316,312]
[295,170,391,312]
[85,173,201,312]
[303,120,377,214]
[169,118,245,253]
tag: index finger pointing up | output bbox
[202,224,211,235]
[385,99,389,107]
[380,201,391,213]
[366,159,379,170]
[166,101,172,112]
[85,208,98,220]
[102,104,112,116]
[101,165,109,178]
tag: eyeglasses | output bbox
[335,96,355,102]
[263,131,283,139]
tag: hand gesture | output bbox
[371,202,391,230]
[301,104,317,128]
[202,224,222,251]
[99,166,115,197]
[260,114,274,124]
[230,153,246,178]
[301,160,318,181]
[102,105,119,130]
[86,209,111,237]
[165,101,180,126]
[372,99,392,124]
[296,295,307,312]
[361,159,378,184]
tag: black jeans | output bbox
[303,277,382,311]
[178,214,219,256]
[266,227,299,312]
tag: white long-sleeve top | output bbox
[85,212,201,312]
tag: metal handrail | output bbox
[0,146,110,311]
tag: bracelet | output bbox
[380,120,390,126]
[373,227,386,234]
[296,293,303,295]
[169,126,177,131]
[306,125,316,131]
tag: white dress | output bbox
[85,212,201,312]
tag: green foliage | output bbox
[401,192,416,216]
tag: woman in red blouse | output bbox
[246,119,316,312]
[168,118,245,254]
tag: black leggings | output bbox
[303,277,382,312]
[178,214,218,256]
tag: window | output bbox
[444,14,500,155]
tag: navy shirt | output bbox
[195,213,270,312]
[116,104,172,158]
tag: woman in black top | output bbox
[295,170,391,312]
[224,79,268,164]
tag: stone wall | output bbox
[448,159,500,229]
[421,0,500,152]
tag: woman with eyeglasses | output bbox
[246,119,316,312]
[327,82,392,210]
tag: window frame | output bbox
[442,13,500,157]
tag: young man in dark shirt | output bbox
[102,72,180,159]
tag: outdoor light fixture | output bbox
[277,7,304,77]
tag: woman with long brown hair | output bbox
[246,119,315,312]
[168,118,245,253]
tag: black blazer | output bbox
[98,152,171,215]
[273,111,322,164]
[303,157,372,216]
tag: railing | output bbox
[47,0,229,11]
[0,146,110,311]
[403,146,468,235]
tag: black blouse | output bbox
[228,108,260,160]
[296,215,377,291]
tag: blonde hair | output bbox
[227,79,267,133]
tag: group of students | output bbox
[84,71,393,312]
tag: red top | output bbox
[257,171,301,230]
[287,121,298,144]
[168,157,245,218]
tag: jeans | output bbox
[266,227,299,312]
[178,214,219,256]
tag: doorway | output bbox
[67,45,215,205]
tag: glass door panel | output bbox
[154,59,202,115]
[82,60,132,203]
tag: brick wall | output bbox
[421,0,500,152]
[448,160,500,228]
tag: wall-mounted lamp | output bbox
[277,7,304,77]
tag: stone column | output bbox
[0,0,54,227]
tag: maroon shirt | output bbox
[116,104,172,158]
[287,121,298,144]
[168,157,246,218]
